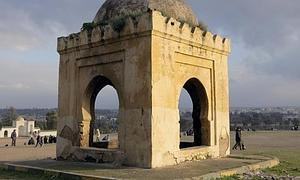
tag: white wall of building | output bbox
[0,127,16,138]
[39,131,57,137]
[0,116,56,138]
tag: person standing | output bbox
[35,133,43,147]
[11,130,17,146]
[96,129,101,142]
[44,136,48,144]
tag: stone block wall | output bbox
[57,10,230,168]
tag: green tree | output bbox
[1,107,18,126]
[46,111,58,130]
[36,121,47,130]
[292,119,299,126]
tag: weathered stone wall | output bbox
[57,10,230,168]
[57,13,153,167]
[150,11,230,167]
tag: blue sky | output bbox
[0,0,300,108]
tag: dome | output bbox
[93,0,199,27]
[16,116,25,121]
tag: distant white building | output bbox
[0,116,56,138]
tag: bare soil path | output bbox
[0,138,55,163]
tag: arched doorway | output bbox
[4,130,8,137]
[178,78,210,149]
[93,85,119,148]
[82,75,120,149]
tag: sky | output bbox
[0,0,300,109]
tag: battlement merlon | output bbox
[57,10,231,55]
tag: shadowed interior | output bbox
[180,78,210,149]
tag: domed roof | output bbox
[16,116,25,121]
[93,0,199,27]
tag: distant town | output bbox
[0,106,299,133]
[230,107,300,131]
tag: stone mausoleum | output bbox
[57,0,231,168]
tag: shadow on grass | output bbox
[0,168,64,180]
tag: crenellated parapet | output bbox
[57,10,230,55]
[151,11,230,55]
[57,12,152,54]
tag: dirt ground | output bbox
[0,137,56,163]
[0,131,299,174]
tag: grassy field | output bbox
[231,131,300,176]
[0,168,64,180]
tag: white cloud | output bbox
[0,59,58,95]
[0,0,100,108]
[0,83,30,90]
[0,0,300,108]
[0,2,68,52]
[0,59,58,108]
[189,0,300,106]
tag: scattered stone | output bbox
[241,171,298,180]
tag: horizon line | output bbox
[0,106,300,110]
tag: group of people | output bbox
[185,129,194,136]
[28,132,57,147]
[9,130,56,147]
[11,127,245,150]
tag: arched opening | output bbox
[82,76,120,149]
[179,78,210,149]
[4,130,8,137]
[93,85,119,149]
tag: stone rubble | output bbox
[240,171,299,180]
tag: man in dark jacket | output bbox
[232,127,245,150]
[35,133,43,147]
[11,130,17,146]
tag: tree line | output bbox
[230,111,299,130]
[0,107,57,130]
